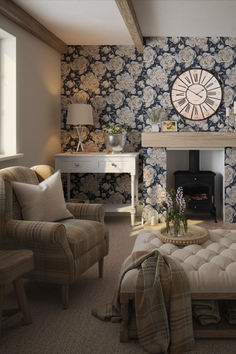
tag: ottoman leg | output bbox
[62,284,69,309]
[0,285,5,337]
[98,258,104,278]
[14,278,32,325]
[120,302,129,342]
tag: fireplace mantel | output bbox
[142,132,236,148]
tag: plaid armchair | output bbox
[0,165,109,308]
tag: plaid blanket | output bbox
[92,249,194,354]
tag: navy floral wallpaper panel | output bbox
[61,37,236,221]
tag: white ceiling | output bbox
[13,0,236,46]
[13,0,133,45]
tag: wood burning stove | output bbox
[174,150,217,222]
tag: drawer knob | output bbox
[194,177,197,181]
[74,163,80,167]
[112,163,117,167]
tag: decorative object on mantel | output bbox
[162,187,188,237]
[67,103,94,152]
[147,107,166,132]
[102,125,127,154]
[161,121,177,132]
[170,68,223,120]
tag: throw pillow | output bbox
[12,170,73,222]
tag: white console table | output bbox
[55,152,139,225]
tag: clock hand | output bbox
[196,88,205,95]
[188,88,202,98]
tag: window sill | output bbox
[0,153,24,162]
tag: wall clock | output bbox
[170,68,223,120]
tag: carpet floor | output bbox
[1,216,236,354]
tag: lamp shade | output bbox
[67,104,93,125]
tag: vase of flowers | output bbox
[147,107,166,132]
[162,187,188,237]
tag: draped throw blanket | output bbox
[92,249,194,354]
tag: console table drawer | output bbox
[56,159,96,173]
[97,159,133,173]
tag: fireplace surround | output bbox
[142,132,236,223]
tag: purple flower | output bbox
[166,192,173,210]
[176,187,186,214]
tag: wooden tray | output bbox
[157,225,209,246]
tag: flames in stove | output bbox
[187,193,208,201]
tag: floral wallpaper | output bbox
[61,37,236,222]
[225,148,236,222]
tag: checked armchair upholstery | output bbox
[0,165,109,308]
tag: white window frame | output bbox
[0,28,23,161]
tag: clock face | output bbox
[170,68,223,120]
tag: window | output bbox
[0,28,17,158]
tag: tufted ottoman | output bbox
[120,229,236,341]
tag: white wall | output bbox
[0,14,61,169]
[134,0,236,37]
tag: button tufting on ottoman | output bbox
[121,229,236,294]
[120,229,236,342]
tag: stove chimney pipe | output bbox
[189,150,200,173]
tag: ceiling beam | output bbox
[115,0,143,53]
[0,0,67,53]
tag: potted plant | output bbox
[102,125,128,154]
[147,107,166,132]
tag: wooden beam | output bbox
[0,0,67,53]
[115,0,143,53]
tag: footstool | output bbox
[120,229,236,341]
[0,249,34,336]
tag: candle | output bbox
[234,102,236,114]
[151,215,156,226]
[226,107,230,117]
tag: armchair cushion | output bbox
[66,202,105,223]
[12,170,73,222]
[61,218,106,259]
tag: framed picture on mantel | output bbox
[161,121,177,132]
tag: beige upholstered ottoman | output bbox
[120,229,236,341]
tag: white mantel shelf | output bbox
[141,132,236,148]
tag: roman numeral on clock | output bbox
[206,82,214,89]
[184,103,191,113]
[178,98,186,106]
[205,98,215,107]
[208,91,217,96]
[201,75,206,84]
[185,76,191,84]
[193,73,198,82]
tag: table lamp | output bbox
[67,103,93,152]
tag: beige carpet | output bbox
[1,216,236,354]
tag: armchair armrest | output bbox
[5,219,74,282]
[66,203,105,223]
[6,219,67,245]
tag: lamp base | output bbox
[75,125,85,152]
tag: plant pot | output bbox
[151,123,160,132]
[105,133,126,154]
